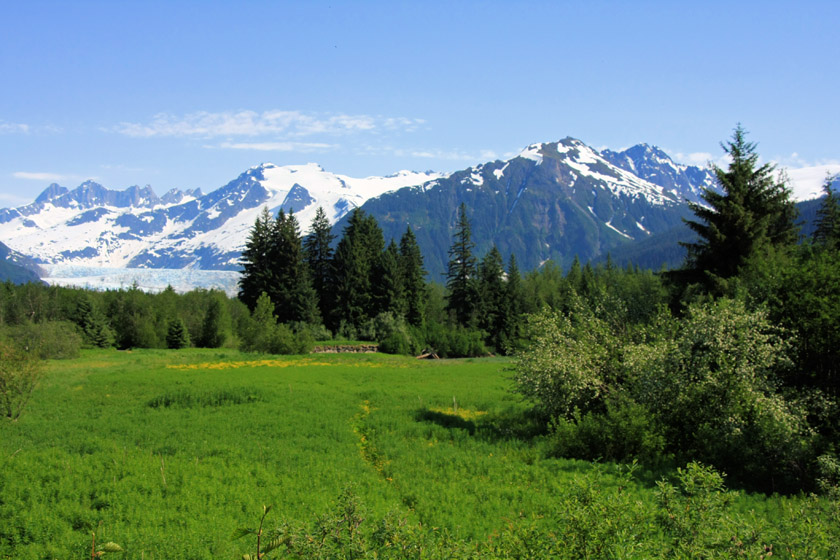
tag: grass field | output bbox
[1,350,838,559]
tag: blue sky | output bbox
[1,0,838,206]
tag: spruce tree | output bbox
[270,210,319,324]
[196,296,227,348]
[374,240,404,316]
[681,125,798,290]
[813,176,840,249]
[303,206,336,320]
[477,246,506,349]
[399,226,427,327]
[501,253,525,351]
[238,207,275,311]
[446,203,479,327]
[331,209,385,331]
[166,317,190,349]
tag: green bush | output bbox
[0,321,82,359]
[550,393,666,465]
[0,340,42,420]
[421,321,487,358]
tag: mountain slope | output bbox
[0,165,442,270]
[347,138,698,277]
[0,240,43,284]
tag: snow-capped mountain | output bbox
[599,144,717,204]
[0,164,444,270]
[348,137,706,276]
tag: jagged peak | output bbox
[34,183,68,204]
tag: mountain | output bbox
[0,165,443,271]
[346,138,707,277]
[600,144,717,204]
[0,240,43,284]
[0,138,726,288]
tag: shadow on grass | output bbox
[415,407,548,442]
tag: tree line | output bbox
[514,124,840,492]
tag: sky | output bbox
[1,0,838,207]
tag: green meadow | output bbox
[1,350,838,559]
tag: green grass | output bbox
[1,349,838,559]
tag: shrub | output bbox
[629,299,814,490]
[550,393,666,465]
[513,304,617,419]
[422,321,488,358]
[0,321,82,359]
[0,340,43,420]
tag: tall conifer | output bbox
[446,203,478,327]
[681,125,798,290]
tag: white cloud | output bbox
[784,164,840,201]
[217,141,336,152]
[674,151,716,166]
[0,121,31,134]
[13,171,66,181]
[114,110,422,139]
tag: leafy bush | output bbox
[0,340,42,420]
[550,393,666,465]
[421,321,488,358]
[628,299,813,490]
[0,321,82,359]
[517,298,817,490]
[513,304,617,419]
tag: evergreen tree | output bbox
[681,125,799,291]
[196,295,227,348]
[813,175,840,249]
[166,317,190,349]
[73,295,114,348]
[501,253,526,351]
[477,246,506,350]
[270,209,320,324]
[446,203,479,327]
[374,240,404,316]
[399,226,427,327]
[238,207,275,311]
[303,206,336,321]
[331,209,385,331]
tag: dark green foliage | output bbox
[238,207,275,311]
[303,206,336,321]
[768,248,840,397]
[107,286,160,349]
[196,295,227,348]
[680,125,799,293]
[73,295,114,348]
[331,209,386,331]
[239,208,319,325]
[374,240,404,317]
[477,246,506,350]
[165,317,190,349]
[813,176,840,248]
[445,203,478,327]
[398,226,426,327]
[550,394,666,465]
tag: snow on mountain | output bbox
[0,164,444,272]
[599,144,717,203]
